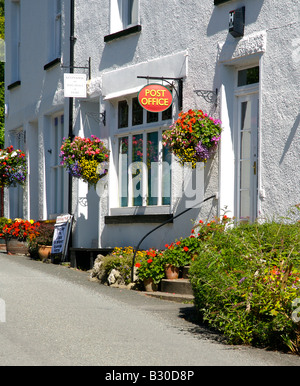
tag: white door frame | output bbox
[234,84,259,222]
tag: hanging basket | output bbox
[162,109,222,168]
[60,136,110,186]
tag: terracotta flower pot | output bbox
[38,245,52,260]
[165,264,179,280]
[143,277,158,292]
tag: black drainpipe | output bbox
[68,0,75,249]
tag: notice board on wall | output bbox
[51,214,73,261]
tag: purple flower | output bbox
[211,136,221,146]
[67,161,82,178]
[195,141,211,161]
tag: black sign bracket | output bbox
[137,76,183,111]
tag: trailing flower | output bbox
[59,135,110,186]
[0,146,27,188]
[162,109,222,167]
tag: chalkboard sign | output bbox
[51,214,73,260]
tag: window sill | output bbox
[104,25,142,43]
[105,213,173,225]
[44,57,61,71]
[214,0,232,5]
[7,80,21,90]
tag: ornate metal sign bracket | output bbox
[137,76,184,111]
[194,88,218,106]
[85,111,106,126]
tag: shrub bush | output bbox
[189,220,300,353]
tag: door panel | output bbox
[236,93,259,222]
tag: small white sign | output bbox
[64,73,87,98]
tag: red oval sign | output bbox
[138,84,173,113]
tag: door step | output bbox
[143,266,194,303]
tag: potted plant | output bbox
[0,146,27,187]
[163,241,192,279]
[1,218,40,255]
[135,249,165,291]
[34,222,55,261]
[59,135,110,187]
[162,109,222,168]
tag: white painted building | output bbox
[5,0,300,252]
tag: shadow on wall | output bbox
[280,112,300,165]
[99,33,141,71]
[207,0,264,37]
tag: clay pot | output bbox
[164,264,179,280]
[38,245,52,260]
[143,277,158,292]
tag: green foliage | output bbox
[135,249,165,284]
[98,247,136,285]
[189,215,300,353]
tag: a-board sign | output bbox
[51,214,73,260]
[138,84,173,113]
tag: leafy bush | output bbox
[189,219,300,353]
[97,247,142,285]
[135,249,165,284]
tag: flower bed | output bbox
[60,135,110,186]
[162,109,222,168]
[0,146,27,187]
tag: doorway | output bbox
[235,87,259,222]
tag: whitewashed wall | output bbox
[5,0,300,250]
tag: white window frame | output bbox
[110,94,173,213]
[50,113,65,217]
[48,0,61,61]
[10,0,21,83]
[110,0,139,34]
[54,0,62,58]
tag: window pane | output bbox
[147,132,158,206]
[119,137,128,207]
[132,97,143,126]
[132,134,143,206]
[162,105,172,120]
[118,100,129,129]
[238,66,259,87]
[147,111,159,123]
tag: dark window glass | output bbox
[132,97,143,126]
[118,100,129,129]
[147,111,159,123]
[238,66,259,87]
[162,105,172,121]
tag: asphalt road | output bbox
[0,252,299,367]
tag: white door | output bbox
[236,91,259,222]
